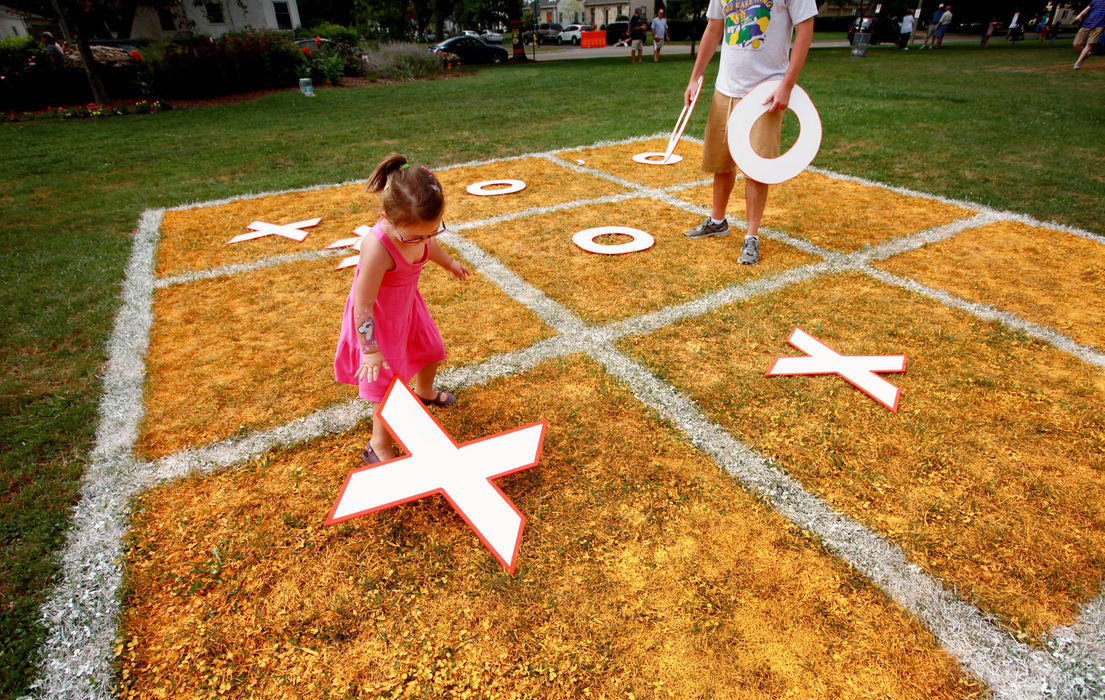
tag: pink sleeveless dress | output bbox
[334,222,446,403]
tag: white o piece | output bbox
[632,152,684,165]
[466,179,527,196]
[726,80,822,185]
[572,226,655,255]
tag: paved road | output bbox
[526,34,978,61]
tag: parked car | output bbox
[524,22,564,44]
[848,15,900,45]
[556,24,592,45]
[604,21,629,45]
[427,35,508,64]
[480,29,503,43]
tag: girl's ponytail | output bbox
[367,153,408,193]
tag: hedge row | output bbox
[0,28,420,111]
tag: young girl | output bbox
[334,154,470,464]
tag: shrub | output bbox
[0,36,91,111]
[299,21,359,45]
[359,42,445,81]
[143,30,300,99]
[296,24,366,78]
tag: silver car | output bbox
[556,24,593,45]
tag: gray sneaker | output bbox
[738,236,760,264]
[684,217,729,238]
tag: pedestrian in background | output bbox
[1073,0,1105,68]
[899,12,915,49]
[982,17,998,46]
[651,7,669,62]
[922,4,944,48]
[629,7,647,64]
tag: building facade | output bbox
[130,0,301,39]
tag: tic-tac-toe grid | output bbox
[35,134,1105,698]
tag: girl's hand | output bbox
[449,260,470,281]
[355,350,389,382]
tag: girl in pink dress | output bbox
[334,154,470,463]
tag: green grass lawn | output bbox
[1,41,1102,698]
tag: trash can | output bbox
[851,31,871,57]
[299,78,315,97]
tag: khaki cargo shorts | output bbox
[702,90,783,176]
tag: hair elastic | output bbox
[418,165,441,191]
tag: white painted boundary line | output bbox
[33,209,164,697]
[34,136,1105,698]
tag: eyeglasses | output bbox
[396,221,449,243]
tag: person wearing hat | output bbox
[922,4,944,48]
[41,31,65,66]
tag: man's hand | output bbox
[763,82,793,113]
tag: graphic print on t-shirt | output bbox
[724,0,773,49]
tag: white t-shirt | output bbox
[706,0,819,98]
[651,17,668,37]
[901,15,914,33]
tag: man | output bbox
[682,0,817,265]
[922,4,944,48]
[629,7,647,63]
[899,11,915,50]
[934,5,953,48]
[651,7,670,62]
[1073,0,1105,69]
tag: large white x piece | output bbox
[226,217,322,244]
[325,379,547,574]
[767,327,908,412]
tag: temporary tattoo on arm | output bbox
[356,311,378,353]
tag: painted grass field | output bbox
[36,132,1104,698]
[4,43,1105,698]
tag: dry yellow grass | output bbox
[460,197,819,324]
[560,138,708,190]
[672,172,976,252]
[436,157,632,223]
[623,272,1105,641]
[877,220,1105,351]
[157,184,375,277]
[137,253,551,458]
[119,358,980,698]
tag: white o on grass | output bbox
[632,152,684,165]
[572,226,655,255]
[466,179,527,196]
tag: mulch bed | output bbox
[17,74,466,116]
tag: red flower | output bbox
[314,36,321,44]
[301,46,311,56]
[129,49,143,61]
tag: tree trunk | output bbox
[50,0,112,108]
[72,21,112,107]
